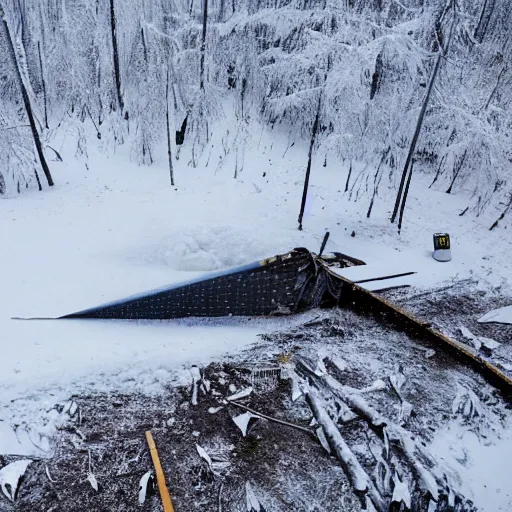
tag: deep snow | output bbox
[1,121,511,509]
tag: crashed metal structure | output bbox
[61,249,356,320]
[58,248,512,394]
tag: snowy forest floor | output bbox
[1,120,511,511]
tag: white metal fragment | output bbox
[478,305,512,325]
[196,444,214,472]
[233,412,256,437]
[45,465,57,484]
[0,459,32,502]
[191,366,201,406]
[87,473,99,491]
[361,379,387,393]
[138,471,153,504]
[246,481,262,511]
[227,387,253,401]
[291,376,303,401]
[391,472,411,508]
[332,357,348,372]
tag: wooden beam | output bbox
[145,431,175,512]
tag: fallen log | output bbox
[297,359,441,502]
[305,387,386,511]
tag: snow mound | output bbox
[139,225,281,272]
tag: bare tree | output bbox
[489,193,512,231]
[37,41,49,129]
[298,98,321,231]
[0,5,54,187]
[391,1,456,224]
[200,0,208,90]
[109,0,123,109]
[166,68,175,186]
[397,160,414,233]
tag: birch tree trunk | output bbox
[166,68,175,186]
[0,7,54,187]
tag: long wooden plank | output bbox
[146,431,175,512]
[325,265,512,396]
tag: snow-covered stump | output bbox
[305,387,386,511]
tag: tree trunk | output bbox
[109,0,123,110]
[200,0,208,90]
[367,147,390,218]
[37,41,49,129]
[344,160,352,192]
[474,0,495,43]
[298,98,321,230]
[489,193,512,231]
[397,161,414,233]
[166,69,175,187]
[0,10,54,187]
[445,149,467,194]
[390,4,455,223]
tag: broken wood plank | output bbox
[145,431,175,512]
[305,387,386,511]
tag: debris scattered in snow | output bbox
[0,459,32,502]
[45,465,57,484]
[227,387,253,401]
[391,472,411,508]
[196,444,214,473]
[399,400,414,425]
[245,481,263,511]
[331,357,348,372]
[389,365,406,397]
[452,385,484,422]
[191,366,202,406]
[233,412,257,437]
[460,326,501,353]
[478,305,512,325]
[291,374,303,402]
[86,450,98,491]
[360,379,387,393]
[138,471,153,504]
[87,472,99,491]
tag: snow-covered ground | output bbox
[1,121,511,509]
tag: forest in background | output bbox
[0,0,511,225]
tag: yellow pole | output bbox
[145,431,175,512]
